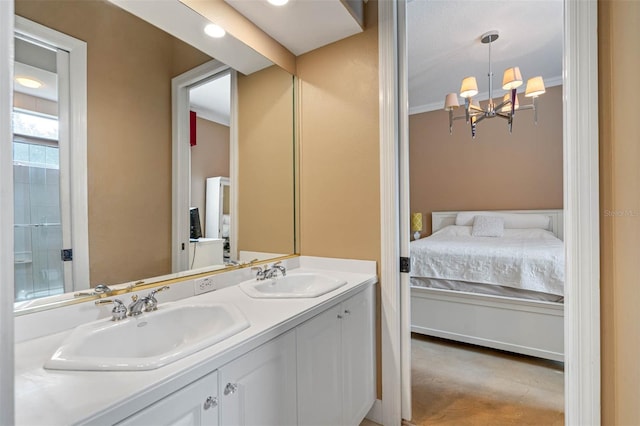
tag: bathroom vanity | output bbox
[14,257,377,425]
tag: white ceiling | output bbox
[14,62,58,102]
[224,0,364,56]
[15,1,563,124]
[407,0,563,114]
[190,73,231,126]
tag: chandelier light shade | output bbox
[444,93,460,111]
[443,30,546,138]
[501,67,523,90]
[525,76,546,97]
[460,77,479,98]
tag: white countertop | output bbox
[15,258,377,425]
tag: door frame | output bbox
[14,16,89,292]
[0,1,15,423]
[171,60,237,272]
[379,0,601,425]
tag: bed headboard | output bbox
[432,209,564,240]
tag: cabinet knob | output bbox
[224,382,238,396]
[344,309,351,315]
[337,314,343,319]
[203,396,218,410]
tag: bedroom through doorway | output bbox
[404,1,565,424]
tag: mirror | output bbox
[12,0,297,313]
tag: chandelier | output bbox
[443,30,546,138]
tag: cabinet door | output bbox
[117,371,219,426]
[342,287,376,426]
[296,304,343,426]
[218,330,297,426]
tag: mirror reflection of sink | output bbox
[44,303,250,371]
[239,272,347,299]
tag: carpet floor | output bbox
[408,333,564,426]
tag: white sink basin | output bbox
[44,303,250,371]
[239,272,347,298]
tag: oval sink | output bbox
[44,303,250,371]
[239,272,347,298]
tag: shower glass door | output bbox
[13,128,65,301]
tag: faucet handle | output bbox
[144,286,170,312]
[95,298,127,321]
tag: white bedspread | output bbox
[410,225,564,296]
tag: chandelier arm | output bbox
[470,116,477,139]
[494,100,511,111]
[494,113,512,120]
[509,88,516,116]
[474,115,488,125]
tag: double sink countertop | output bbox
[14,256,377,426]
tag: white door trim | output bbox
[380,0,601,425]
[14,16,89,291]
[563,0,600,423]
[0,2,15,424]
[378,1,401,425]
[171,60,232,272]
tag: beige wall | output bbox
[190,117,230,236]
[237,65,295,255]
[16,0,211,286]
[599,1,640,424]
[297,0,381,396]
[409,85,563,236]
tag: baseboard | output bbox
[366,399,383,424]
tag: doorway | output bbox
[12,17,88,305]
[377,1,601,425]
[171,60,237,273]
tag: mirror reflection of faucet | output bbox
[74,283,112,297]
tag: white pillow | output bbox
[456,211,550,229]
[471,216,505,237]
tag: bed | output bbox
[410,209,564,361]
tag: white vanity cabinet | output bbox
[117,371,219,426]
[297,285,375,426]
[218,330,297,426]
[109,284,374,426]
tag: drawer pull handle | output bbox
[224,383,238,396]
[203,396,218,410]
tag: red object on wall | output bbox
[190,110,197,146]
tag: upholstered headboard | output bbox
[432,209,564,240]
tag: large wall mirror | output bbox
[12,0,297,314]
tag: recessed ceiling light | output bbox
[15,77,43,89]
[204,23,226,38]
[267,0,289,5]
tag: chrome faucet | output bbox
[251,265,268,281]
[127,285,170,316]
[252,261,287,280]
[269,261,287,278]
[96,286,170,319]
[127,294,147,317]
